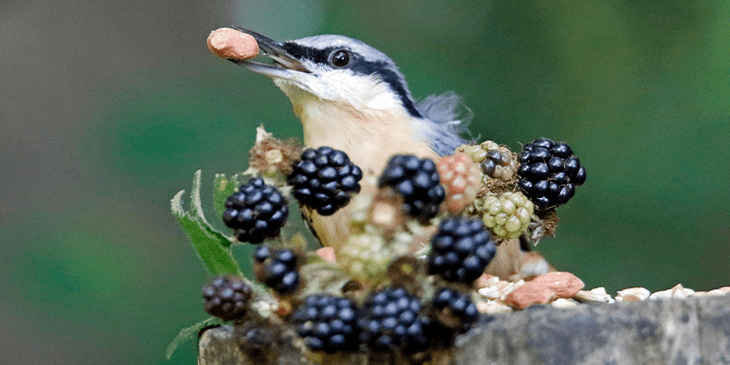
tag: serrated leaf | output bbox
[173,172,271,302]
[183,171,235,248]
[190,170,211,226]
[172,173,241,275]
[171,189,187,217]
[166,316,222,360]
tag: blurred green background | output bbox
[2,0,729,363]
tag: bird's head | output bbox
[229,28,422,119]
[227,27,468,163]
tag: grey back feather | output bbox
[415,91,474,156]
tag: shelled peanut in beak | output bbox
[207,27,259,60]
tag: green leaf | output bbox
[189,169,211,227]
[190,170,230,242]
[171,170,241,275]
[213,172,252,218]
[213,174,233,218]
[166,316,222,360]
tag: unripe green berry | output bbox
[478,192,534,239]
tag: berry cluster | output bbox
[359,287,429,354]
[222,178,289,243]
[288,147,363,216]
[378,155,445,222]
[253,246,300,295]
[291,295,360,353]
[479,192,534,239]
[431,288,479,333]
[202,275,252,321]
[517,138,587,209]
[189,130,591,359]
[428,217,497,283]
[436,153,481,214]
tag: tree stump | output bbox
[199,294,730,365]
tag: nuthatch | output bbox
[230,29,470,251]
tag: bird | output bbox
[225,29,546,281]
[227,28,470,249]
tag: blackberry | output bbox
[359,287,429,354]
[517,138,587,209]
[431,288,479,333]
[291,295,360,353]
[288,146,363,216]
[222,178,289,243]
[427,217,497,283]
[378,155,445,222]
[202,275,252,321]
[253,245,271,263]
[254,247,300,295]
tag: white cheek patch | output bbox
[366,86,401,110]
[274,66,403,112]
[322,72,400,109]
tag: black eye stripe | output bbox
[280,43,422,118]
[281,42,331,64]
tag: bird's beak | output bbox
[228,27,309,79]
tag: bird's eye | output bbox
[330,50,350,68]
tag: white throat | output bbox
[273,78,438,177]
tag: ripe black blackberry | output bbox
[291,295,360,353]
[253,247,300,295]
[378,154,445,222]
[427,217,497,284]
[252,245,271,264]
[222,178,289,243]
[517,138,587,209]
[431,288,479,333]
[359,287,429,354]
[202,275,252,321]
[288,146,363,216]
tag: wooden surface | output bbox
[199,294,730,365]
